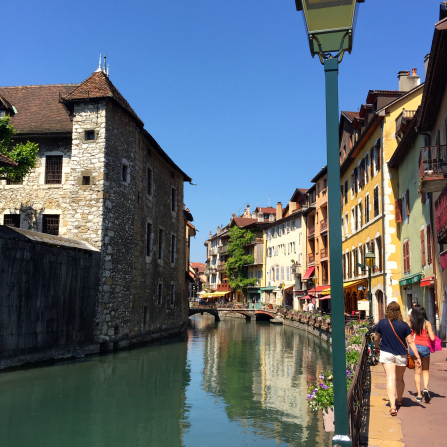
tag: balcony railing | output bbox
[320,218,328,232]
[218,245,228,254]
[308,253,315,264]
[320,247,328,259]
[419,145,447,193]
[217,262,226,272]
[308,225,315,237]
[217,283,231,292]
[436,185,447,244]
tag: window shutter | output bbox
[405,190,410,215]
[370,148,374,176]
[403,242,407,272]
[421,192,426,204]
[427,225,432,264]
[376,144,381,171]
[421,229,426,266]
[395,199,403,223]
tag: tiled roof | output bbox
[0,152,17,167]
[341,111,360,122]
[257,207,276,213]
[61,70,143,126]
[0,84,76,133]
[191,262,206,273]
[232,217,258,228]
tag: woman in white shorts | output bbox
[374,301,421,416]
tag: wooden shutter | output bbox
[427,224,432,264]
[421,191,426,204]
[403,241,407,272]
[395,199,403,223]
[376,144,381,171]
[354,168,358,193]
[421,229,426,266]
[370,148,374,176]
[405,190,410,216]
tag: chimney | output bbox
[424,54,430,77]
[269,214,275,222]
[276,202,282,220]
[217,226,221,234]
[398,69,420,91]
[441,2,447,21]
[246,204,250,217]
[289,201,296,214]
[257,212,264,222]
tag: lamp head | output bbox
[365,250,375,267]
[295,0,364,57]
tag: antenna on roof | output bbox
[103,54,107,73]
[96,53,102,72]
[266,194,271,207]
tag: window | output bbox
[3,214,20,228]
[365,153,369,184]
[147,168,153,196]
[376,236,382,272]
[45,155,63,184]
[358,202,363,228]
[42,215,60,235]
[370,147,375,177]
[421,229,426,266]
[171,235,177,263]
[373,186,379,217]
[365,194,370,224]
[158,229,164,260]
[82,176,91,185]
[276,267,279,281]
[351,208,355,233]
[354,206,358,231]
[427,225,432,264]
[403,240,410,273]
[157,283,163,305]
[170,285,175,305]
[171,187,177,212]
[146,223,153,257]
[84,130,95,140]
[122,163,129,183]
[395,198,403,223]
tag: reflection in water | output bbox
[0,316,332,447]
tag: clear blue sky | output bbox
[2,1,443,262]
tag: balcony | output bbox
[320,247,328,259]
[308,225,315,238]
[320,218,328,233]
[419,145,447,193]
[245,237,264,246]
[291,263,302,276]
[217,283,231,292]
[218,245,228,254]
[308,253,315,265]
[217,261,226,272]
[395,109,417,142]
[435,185,447,244]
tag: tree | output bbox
[225,226,257,294]
[0,117,38,182]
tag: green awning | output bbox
[399,273,422,286]
[260,286,276,291]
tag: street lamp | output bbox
[294,2,364,446]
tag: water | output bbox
[0,315,332,447]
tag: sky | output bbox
[2,0,444,262]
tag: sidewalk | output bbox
[366,349,447,446]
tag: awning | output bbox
[300,295,312,300]
[318,295,331,300]
[420,276,434,287]
[208,291,230,297]
[260,286,276,291]
[343,279,366,289]
[302,267,315,280]
[399,272,422,286]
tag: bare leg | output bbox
[382,363,397,410]
[421,356,430,390]
[396,365,406,402]
[412,354,422,398]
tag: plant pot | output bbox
[322,408,335,432]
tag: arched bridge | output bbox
[188,307,277,322]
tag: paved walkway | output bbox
[366,348,447,446]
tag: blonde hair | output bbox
[385,301,403,321]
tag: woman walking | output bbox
[409,304,436,403]
[374,301,421,415]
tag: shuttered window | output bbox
[377,236,382,272]
[427,225,432,264]
[421,229,426,266]
[395,198,403,223]
[405,190,410,216]
[403,240,410,273]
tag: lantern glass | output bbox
[365,251,375,267]
[299,0,358,55]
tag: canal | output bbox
[0,315,332,447]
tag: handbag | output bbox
[429,335,442,353]
[388,319,415,369]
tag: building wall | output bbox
[0,229,100,369]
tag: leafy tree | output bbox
[0,117,39,182]
[225,225,257,293]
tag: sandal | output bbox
[416,396,423,402]
[390,408,397,416]
[397,400,403,408]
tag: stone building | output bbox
[0,64,192,352]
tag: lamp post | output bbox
[364,251,376,326]
[294,2,364,446]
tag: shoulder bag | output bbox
[388,319,415,369]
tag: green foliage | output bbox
[0,117,39,182]
[225,226,257,292]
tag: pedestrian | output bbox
[406,300,419,324]
[374,301,421,416]
[303,301,308,312]
[408,304,436,403]
[307,301,314,313]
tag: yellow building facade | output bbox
[340,78,423,321]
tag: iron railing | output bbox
[419,145,447,179]
[347,335,369,446]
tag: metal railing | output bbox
[320,218,328,232]
[419,145,447,179]
[347,335,369,446]
[308,225,315,237]
[308,253,315,264]
[320,247,328,258]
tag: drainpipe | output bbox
[381,121,387,310]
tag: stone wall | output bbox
[283,316,333,344]
[0,226,100,369]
